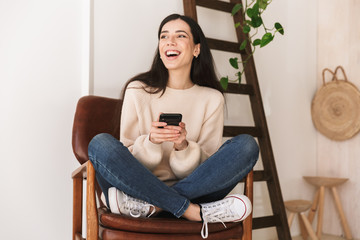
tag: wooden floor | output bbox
[293,234,359,240]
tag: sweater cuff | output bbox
[169,141,201,179]
[144,134,162,151]
[132,135,162,170]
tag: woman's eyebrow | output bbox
[175,30,190,36]
[160,30,190,36]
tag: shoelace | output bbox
[200,201,237,239]
[120,194,156,218]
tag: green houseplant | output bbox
[220,0,284,90]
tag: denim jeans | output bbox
[88,133,259,218]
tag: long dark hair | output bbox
[120,14,223,99]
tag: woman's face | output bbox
[159,19,200,72]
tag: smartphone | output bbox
[159,113,182,128]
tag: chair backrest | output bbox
[72,95,122,165]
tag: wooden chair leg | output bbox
[331,187,353,239]
[87,161,99,240]
[73,177,83,240]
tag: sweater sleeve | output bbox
[169,91,224,179]
[197,93,224,162]
[120,84,162,171]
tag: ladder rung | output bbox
[207,38,244,54]
[225,83,254,95]
[253,215,282,229]
[253,170,270,182]
[196,0,234,13]
[240,170,269,182]
[223,126,262,137]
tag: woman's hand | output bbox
[149,119,180,144]
[149,118,188,151]
[171,122,188,151]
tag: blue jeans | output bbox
[88,133,259,218]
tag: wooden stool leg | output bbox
[316,186,325,239]
[288,212,296,227]
[298,213,307,240]
[331,187,353,239]
[304,189,319,240]
[308,189,320,223]
[300,213,318,240]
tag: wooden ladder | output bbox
[183,0,291,239]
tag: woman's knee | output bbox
[88,133,115,156]
[234,134,259,157]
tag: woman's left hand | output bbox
[166,122,188,151]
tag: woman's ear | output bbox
[194,43,200,58]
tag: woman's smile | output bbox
[165,50,181,60]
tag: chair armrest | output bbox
[72,161,88,179]
[72,161,99,240]
[72,162,87,240]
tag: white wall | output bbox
[0,0,83,239]
[93,0,318,239]
[93,0,184,98]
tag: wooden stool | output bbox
[285,200,318,240]
[303,176,352,240]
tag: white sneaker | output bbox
[199,194,252,239]
[108,187,156,218]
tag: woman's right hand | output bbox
[149,118,181,144]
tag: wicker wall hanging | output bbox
[311,66,360,141]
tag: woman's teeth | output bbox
[166,50,180,57]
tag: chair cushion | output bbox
[101,227,243,240]
[99,207,243,237]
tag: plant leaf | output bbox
[257,0,268,10]
[240,39,247,50]
[231,3,242,16]
[220,77,229,90]
[251,16,263,28]
[260,32,273,47]
[252,38,261,46]
[246,8,254,18]
[229,57,239,69]
[275,22,284,35]
[245,20,253,27]
[252,3,260,16]
[243,25,251,33]
[234,22,241,28]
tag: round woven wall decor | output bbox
[311,66,360,141]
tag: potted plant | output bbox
[220,0,284,90]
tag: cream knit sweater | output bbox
[120,81,224,185]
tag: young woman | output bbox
[88,13,259,239]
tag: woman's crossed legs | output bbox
[88,133,259,218]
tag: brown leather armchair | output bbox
[71,95,254,240]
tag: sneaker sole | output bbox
[226,194,252,222]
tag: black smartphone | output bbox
[159,113,182,127]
